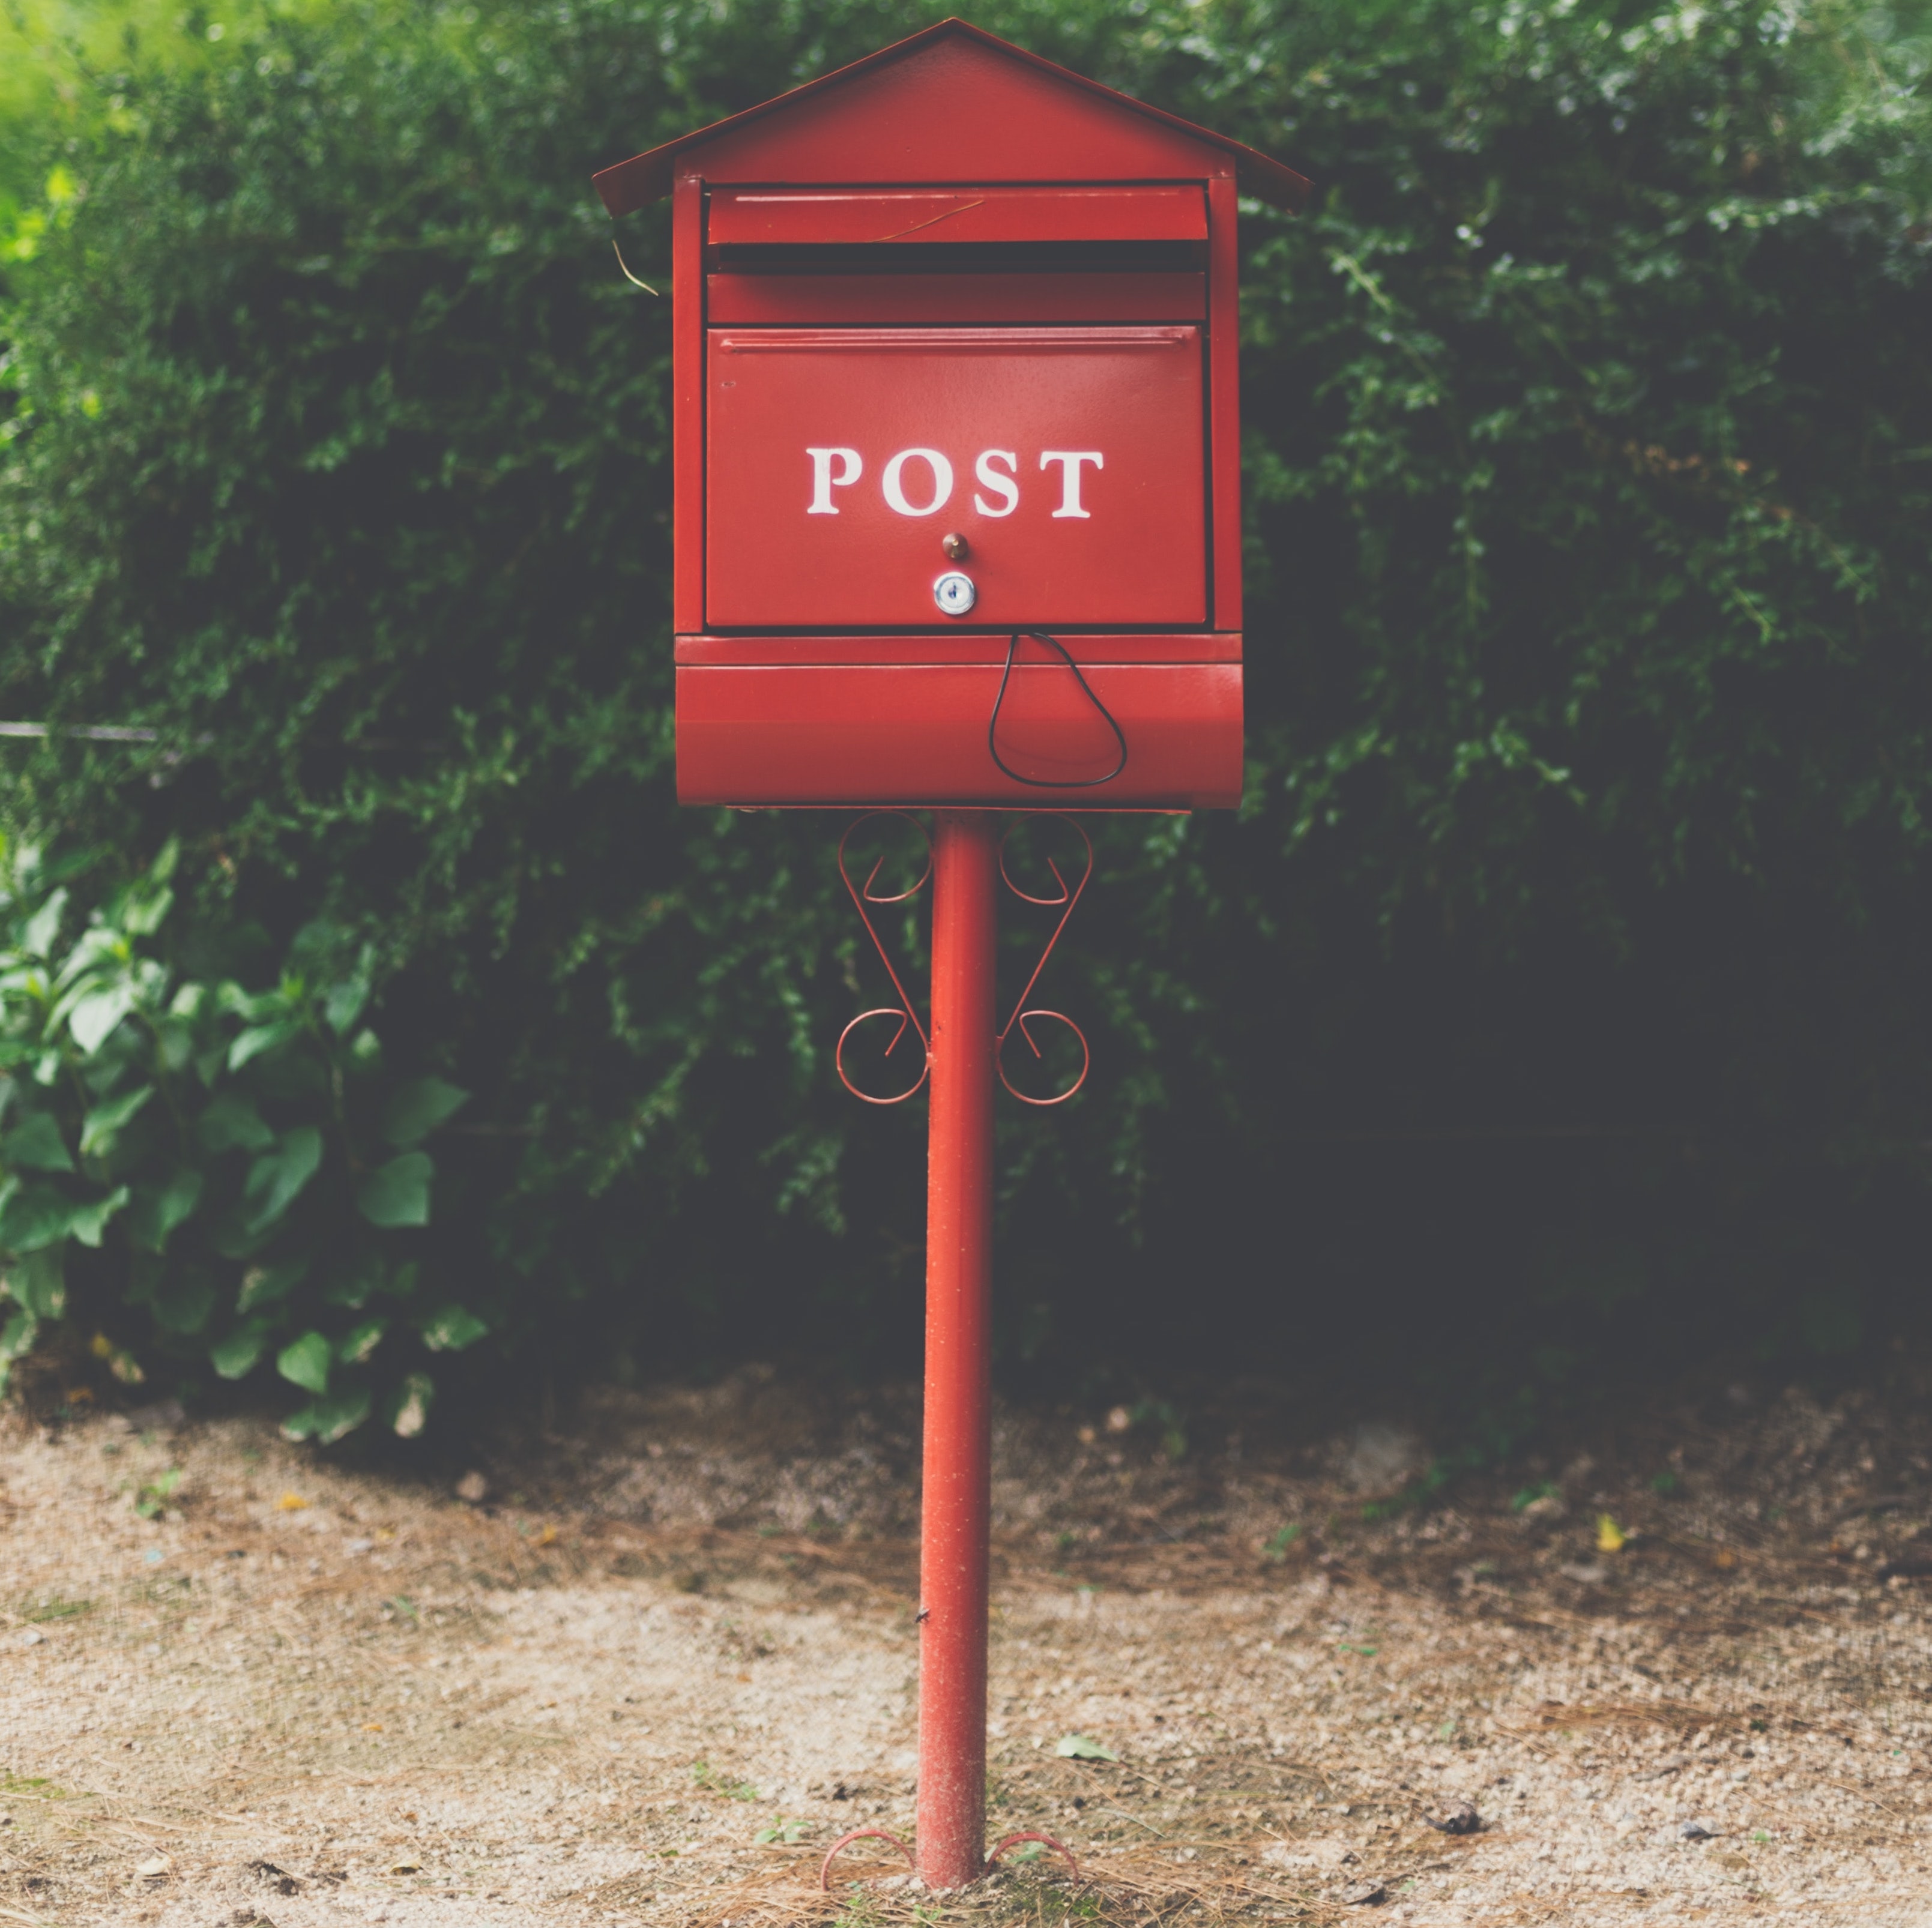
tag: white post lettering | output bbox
[881,448,954,517]
[805,446,863,514]
[1039,450,1103,519]
[972,449,1019,517]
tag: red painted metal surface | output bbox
[671,174,704,637]
[708,184,1206,246]
[705,326,1205,630]
[677,660,1241,807]
[918,810,998,1891]
[593,20,1309,215]
[1207,175,1244,631]
[675,632,1239,664]
[705,271,1206,327]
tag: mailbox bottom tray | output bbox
[676,651,1242,810]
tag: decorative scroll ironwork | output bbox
[833,812,1091,1108]
[993,817,1091,1107]
[835,813,934,1106]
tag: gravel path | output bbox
[1,1378,1928,1926]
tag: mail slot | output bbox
[593,18,1308,809]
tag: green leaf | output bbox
[0,1308,38,1374]
[323,947,375,1035]
[1053,1734,1118,1762]
[387,1370,433,1438]
[228,1020,304,1072]
[0,1181,124,1253]
[196,1092,276,1154]
[68,1185,130,1247]
[337,1317,387,1364]
[2,1247,65,1320]
[237,1253,311,1315]
[381,1077,468,1148]
[276,1330,333,1395]
[210,1322,270,1380]
[126,1166,204,1253]
[79,1083,154,1157]
[22,888,68,960]
[239,1126,323,1234]
[357,1151,432,1228]
[281,1384,372,1445]
[120,885,175,939]
[1,1112,73,1173]
[418,1303,488,1352]
[66,981,135,1055]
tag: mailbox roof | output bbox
[593,17,1309,217]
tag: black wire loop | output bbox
[986,631,1128,789]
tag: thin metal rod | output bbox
[917,809,998,1891]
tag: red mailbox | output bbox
[594,18,1307,811]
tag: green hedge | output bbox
[0,0,1928,1432]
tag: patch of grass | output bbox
[1261,1525,1300,1562]
[134,1466,181,1520]
[691,1759,760,1801]
[22,1595,94,1622]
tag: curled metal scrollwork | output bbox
[834,813,1091,1108]
[835,813,934,1105]
[994,818,1092,1107]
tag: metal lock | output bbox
[933,571,977,617]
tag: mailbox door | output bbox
[705,326,1206,629]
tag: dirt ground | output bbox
[2,1365,1930,1927]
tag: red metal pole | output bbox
[917,809,998,1890]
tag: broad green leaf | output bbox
[197,1091,276,1154]
[0,1307,38,1368]
[239,1127,323,1234]
[21,888,67,960]
[80,1083,154,1157]
[381,1077,468,1148]
[1053,1735,1118,1762]
[68,1185,130,1247]
[2,1112,72,1173]
[337,1317,387,1364]
[357,1151,432,1228]
[276,1330,332,1394]
[2,1247,64,1319]
[119,885,174,938]
[237,1253,311,1314]
[388,1371,433,1438]
[324,947,375,1036]
[0,1181,122,1254]
[66,981,136,1055]
[281,1383,372,1445]
[210,1323,270,1380]
[418,1303,488,1352]
[228,1019,304,1071]
[126,1167,204,1253]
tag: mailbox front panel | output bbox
[705,327,1206,630]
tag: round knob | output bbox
[941,532,970,561]
[933,571,977,618]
